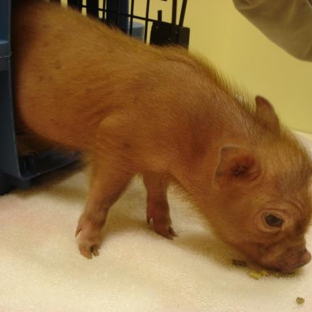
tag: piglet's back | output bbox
[12,0,167,150]
[11,0,274,153]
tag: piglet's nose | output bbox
[297,249,311,268]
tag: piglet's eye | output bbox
[265,214,284,228]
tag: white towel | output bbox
[0,132,312,312]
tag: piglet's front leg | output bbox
[143,173,177,239]
[76,162,132,259]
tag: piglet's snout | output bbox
[297,249,311,268]
[280,249,312,273]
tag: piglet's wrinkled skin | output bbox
[12,0,312,273]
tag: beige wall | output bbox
[135,0,312,133]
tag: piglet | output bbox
[12,0,312,273]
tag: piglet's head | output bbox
[209,97,312,273]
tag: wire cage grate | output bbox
[55,0,190,47]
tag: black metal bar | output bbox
[144,0,151,42]
[86,0,99,18]
[179,0,187,27]
[99,10,159,24]
[129,0,135,36]
[67,0,81,9]
[171,0,177,26]
[115,0,120,27]
[106,0,117,24]
[157,10,162,22]
[106,0,128,32]
[171,0,177,43]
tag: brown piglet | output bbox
[12,0,312,273]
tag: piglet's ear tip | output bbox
[255,95,270,106]
[255,95,280,131]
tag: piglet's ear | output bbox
[214,146,261,188]
[255,96,280,131]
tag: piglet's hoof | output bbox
[75,222,102,259]
[147,216,178,240]
[78,241,100,259]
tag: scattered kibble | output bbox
[249,270,262,280]
[232,259,290,280]
[296,297,305,305]
[259,270,269,277]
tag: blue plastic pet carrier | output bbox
[0,0,189,195]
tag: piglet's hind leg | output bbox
[143,173,177,239]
